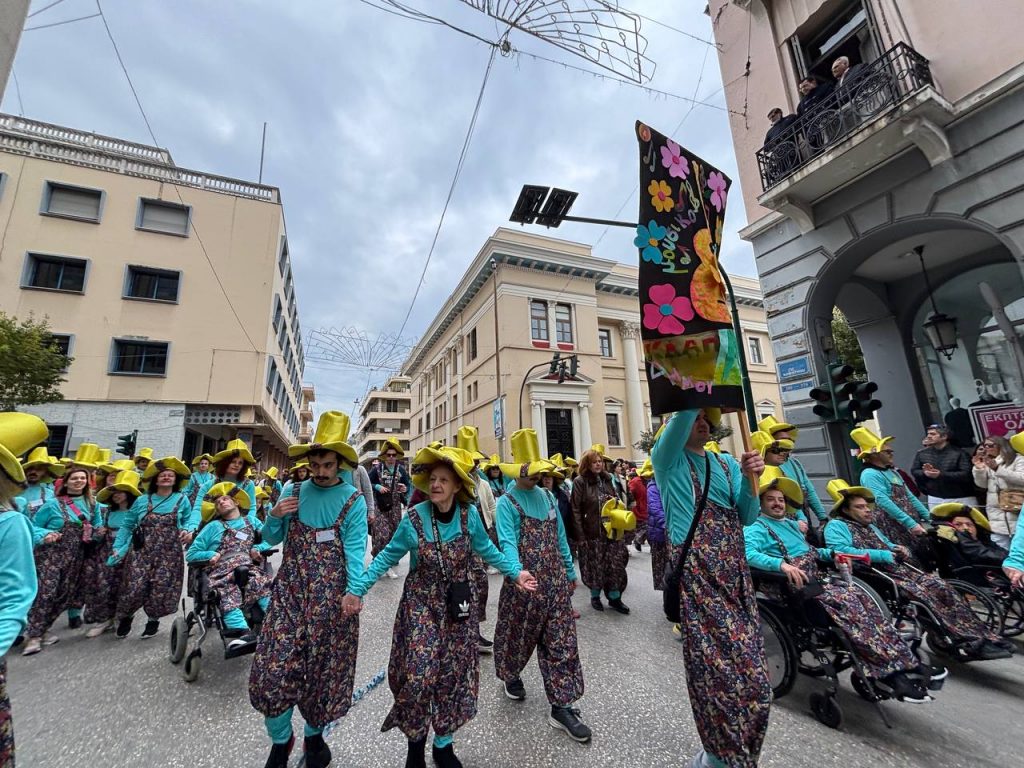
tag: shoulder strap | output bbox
[756,519,792,563]
[670,452,712,580]
[334,488,360,530]
[505,493,527,519]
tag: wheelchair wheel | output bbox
[948,579,1003,636]
[998,591,1024,638]
[809,691,843,729]
[851,672,884,702]
[926,629,953,657]
[169,617,188,665]
[758,603,798,699]
[182,649,202,683]
[851,578,891,621]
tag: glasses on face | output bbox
[385,452,397,458]
[768,448,791,455]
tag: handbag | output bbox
[663,453,711,623]
[430,505,472,623]
[997,488,1024,512]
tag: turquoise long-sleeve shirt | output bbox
[351,500,520,598]
[496,486,576,581]
[780,457,827,522]
[110,491,190,562]
[190,476,258,530]
[102,505,131,530]
[1004,522,1024,572]
[743,515,833,572]
[183,471,213,501]
[261,479,367,589]
[186,517,269,562]
[860,467,930,530]
[0,507,38,655]
[30,496,102,547]
[823,518,897,565]
[17,482,55,516]
[650,410,759,546]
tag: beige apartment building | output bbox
[404,228,781,461]
[353,375,413,465]
[0,114,306,468]
[707,0,1024,484]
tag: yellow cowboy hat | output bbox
[100,458,135,476]
[481,453,502,471]
[850,427,893,461]
[264,466,279,480]
[1010,433,1024,456]
[190,453,214,468]
[601,498,636,540]
[410,445,478,503]
[21,445,67,478]
[455,426,487,461]
[563,456,578,468]
[211,438,256,467]
[757,415,798,441]
[290,411,358,468]
[96,470,143,503]
[590,443,607,456]
[758,466,803,511]
[930,502,991,532]
[133,447,154,462]
[704,440,721,454]
[378,437,405,458]
[638,459,654,479]
[255,486,271,502]
[500,430,557,478]
[200,481,253,524]
[291,459,309,472]
[141,456,192,483]
[826,478,875,515]
[0,413,49,484]
[751,430,795,458]
[95,448,112,467]
[427,440,442,450]
[67,442,101,470]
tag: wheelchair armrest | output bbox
[261,548,279,557]
[750,567,790,585]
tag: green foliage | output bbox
[831,307,867,380]
[710,423,734,443]
[634,428,656,454]
[0,312,70,412]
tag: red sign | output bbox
[969,403,1024,440]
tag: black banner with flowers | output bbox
[635,121,743,416]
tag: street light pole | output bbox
[518,360,556,431]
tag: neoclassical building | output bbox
[403,228,781,460]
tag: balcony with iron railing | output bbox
[755,43,954,231]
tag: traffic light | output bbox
[548,352,561,375]
[809,384,836,421]
[117,430,138,457]
[809,363,856,423]
[850,381,882,423]
[568,355,579,378]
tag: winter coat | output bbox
[972,454,1024,538]
[570,471,616,541]
[646,481,666,545]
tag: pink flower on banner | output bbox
[660,140,690,179]
[642,283,695,335]
[707,171,728,212]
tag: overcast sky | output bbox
[6,0,757,420]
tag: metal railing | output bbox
[756,43,934,191]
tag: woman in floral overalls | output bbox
[348,445,536,768]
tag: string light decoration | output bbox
[305,327,419,372]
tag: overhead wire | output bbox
[10,69,25,116]
[27,0,72,18]
[23,12,100,31]
[621,6,719,48]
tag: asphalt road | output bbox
[7,546,1023,767]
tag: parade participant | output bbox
[930,502,1009,570]
[492,429,589,742]
[824,480,1013,661]
[184,454,214,507]
[751,431,806,532]
[85,470,141,637]
[249,411,367,768]
[347,445,536,768]
[290,460,310,484]
[133,447,154,475]
[645,472,668,593]
[261,466,284,505]
[571,448,629,614]
[192,439,259,526]
[629,459,651,551]
[254,486,273,522]
[651,409,768,768]
[368,438,411,577]
[483,455,505,498]
[758,416,828,523]
[853,427,932,565]
[93,449,113,488]
[745,470,930,703]
[187,483,271,650]
[16,446,64,516]
[108,457,192,640]
[349,461,376,525]
[0,413,45,765]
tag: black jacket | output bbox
[911,444,975,498]
[765,114,798,144]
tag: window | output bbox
[757,401,777,423]
[137,199,190,236]
[418,417,423,434]
[272,296,283,332]
[426,412,431,430]
[530,299,549,341]
[555,303,573,344]
[467,328,478,361]
[598,328,613,358]
[42,182,102,222]
[747,336,764,365]
[386,399,400,413]
[452,394,458,417]
[606,412,622,446]
[48,334,73,372]
[125,266,180,302]
[111,340,169,376]
[24,254,87,292]
[473,381,479,400]
[45,425,69,458]
[467,383,473,403]
[278,237,289,276]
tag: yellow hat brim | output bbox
[200,481,253,523]
[142,457,192,480]
[377,438,405,458]
[289,440,358,468]
[758,475,804,509]
[410,447,477,503]
[96,482,143,503]
[498,459,557,479]
[930,502,990,531]
[829,486,875,514]
[211,444,256,466]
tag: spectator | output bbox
[796,75,833,117]
[972,434,1024,549]
[931,503,1008,570]
[764,107,798,144]
[911,425,976,509]
[831,55,867,98]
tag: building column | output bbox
[531,399,546,448]
[578,400,592,452]
[620,322,647,455]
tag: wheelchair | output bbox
[168,548,277,683]
[753,566,930,730]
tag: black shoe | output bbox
[549,705,592,743]
[884,672,931,704]
[303,733,331,768]
[503,677,526,701]
[68,615,83,629]
[227,632,258,651]
[590,596,604,612]
[431,743,463,768]
[405,737,427,768]
[115,617,133,639]
[608,598,630,615]
[972,640,1013,661]
[477,634,494,654]
[264,736,294,768]
[140,619,160,639]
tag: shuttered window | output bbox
[45,183,102,221]
[138,199,190,235]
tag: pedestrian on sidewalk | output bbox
[911,424,976,509]
[971,434,1024,549]
[571,448,629,614]
[84,470,141,638]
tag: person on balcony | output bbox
[832,55,867,98]
[764,107,798,144]
[796,75,833,117]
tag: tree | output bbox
[0,312,71,412]
[710,423,734,443]
[634,428,657,455]
[831,307,867,379]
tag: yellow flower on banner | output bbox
[647,179,674,213]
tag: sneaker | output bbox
[303,733,331,768]
[21,638,42,656]
[608,598,630,615]
[548,705,592,743]
[387,567,400,580]
[227,632,258,651]
[140,619,160,639]
[590,596,604,612]
[263,736,294,768]
[85,620,114,638]
[115,617,133,639]
[477,634,494,654]
[42,631,59,646]
[405,737,427,768]
[503,677,526,701]
[884,672,931,704]
[68,615,83,629]
[431,743,463,768]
